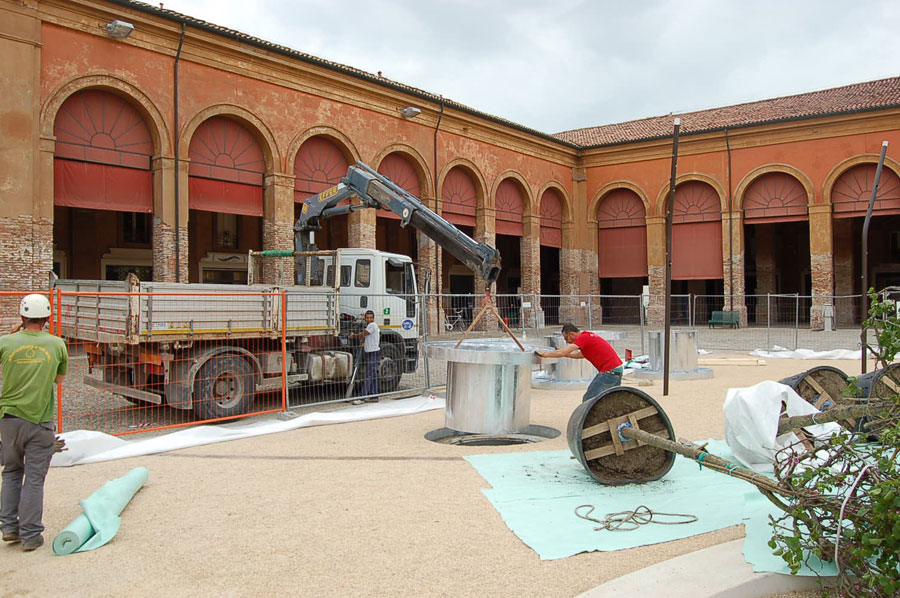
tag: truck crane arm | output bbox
[294,162,501,283]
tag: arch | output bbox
[180,104,280,173]
[187,115,266,217]
[588,181,651,222]
[53,89,155,213]
[41,73,171,156]
[741,172,809,223]
[655,173,727,216]
[823,154,900,215]
[492,173,530,237]
[831,163,900,217]
[596,188,647,229]
[293,135,352,201]
[375,151,422,222]
[536,180,573,223]
[538,187,564,248]
[491,170,535,215]
[438,158,488,207]
[286,125,361,175]
[372,144,433,198]
[734,163,815,212]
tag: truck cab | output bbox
[306,248,420,391]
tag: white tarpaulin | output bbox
[750,345,874,360]
[52,396,444,467]
[723,380,842,473]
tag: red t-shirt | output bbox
[572,331,622,373]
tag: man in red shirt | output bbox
[535,323,623,402]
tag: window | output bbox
[121,212,151,245]
[326,264,352,287]
[355,259,371,287]
[100,248,153,281]
[106,265,153,281]
[214,213,239,250]
[385,259,414,295]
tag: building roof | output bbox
[112,2,900,150]
[110,0,575,146]
[554,77,900,147]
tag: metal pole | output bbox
[794,293,799,351]
[639,294,645,355]
[767,293,771,350]
[663,118,681,396]
[588,295,593,329]
[725,128,734,313]
[860,141,889,374]
[422,272,431,389]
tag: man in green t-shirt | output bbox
[0,294,67,552]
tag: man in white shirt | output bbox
[351,310,380,402]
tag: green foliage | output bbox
[769,288,900,598]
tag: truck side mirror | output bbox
[360,296,367,308]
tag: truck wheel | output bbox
[378,343,404,393]
[193,355,254,420]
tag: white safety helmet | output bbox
[19,294,52,319]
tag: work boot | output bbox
[2,531,20,543]
[21,536,43,552]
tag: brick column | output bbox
[646,217,666,325]
[262,173,295,285]
[808,206,834,329]
[520,214,541,328]
[348,208,376,248]
[475,205,498,331]
[755,224,776,322]
[150,156,178,281]
[833,218,854,296]
[721,211,748,325]
[173,157,190,282]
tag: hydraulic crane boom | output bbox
[295,162,501,283]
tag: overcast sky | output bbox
[167,0,900,134]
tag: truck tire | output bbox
[193,355,254,420]
[378,343,404,393]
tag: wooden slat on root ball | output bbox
[779,366,856,430]
[566,387,676,485]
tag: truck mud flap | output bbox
[84,376,163,405]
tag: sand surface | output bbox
[2,353,867,597]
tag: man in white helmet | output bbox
[0,294,67,552]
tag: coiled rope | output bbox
[574,504,698,532]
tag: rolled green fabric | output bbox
[52,466,149,555]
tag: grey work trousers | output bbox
[0,416,55,541]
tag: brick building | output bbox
[2,0,899,329]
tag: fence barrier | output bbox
[2,288,890,437]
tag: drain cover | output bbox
[425,425,560,446]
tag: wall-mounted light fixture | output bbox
[400,106,422,119]
[105,20,135,39]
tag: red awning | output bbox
[672,221,723,279]
[54,158,152,213]
[189,177,263,217]
[598,226,648,278]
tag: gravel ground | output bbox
[3,354,869,597]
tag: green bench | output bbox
[708,310,740,329]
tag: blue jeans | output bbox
[582,367,623,403]
[361,350,381,398]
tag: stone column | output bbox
[172,157,191,282]
[519,215,541,328]
[415,193,441,335]
[348,208,376,248]
[646,217,666,325]
[721,211,748,325]
[808,206,835,329]
[262,173,296,285]
[475,205,498,331]
[151,156,178,281]
[0,1,50,300]
[832,218,854,326]
[755,224,776,323]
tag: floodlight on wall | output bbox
[105,20,134,39]
[400,106,422,119]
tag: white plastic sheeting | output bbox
[52,396,444,467]
[750,346,874,360]
[723,380,842,473]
